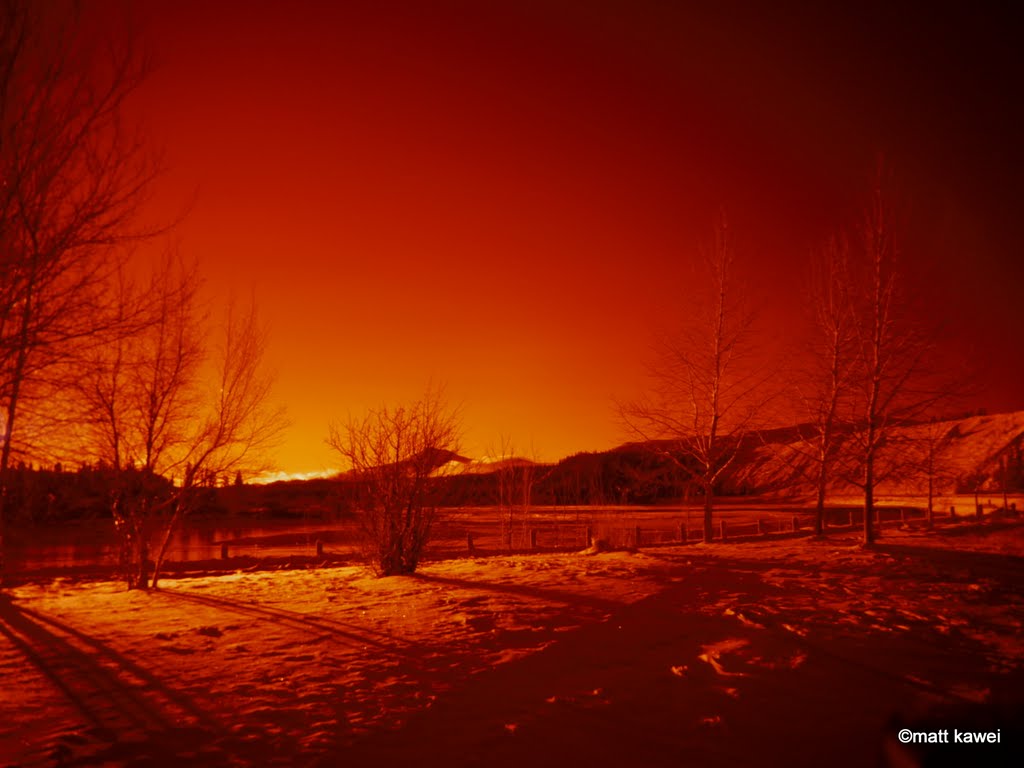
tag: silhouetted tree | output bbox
[621,213,768,541]
[791,236,857,534]
[1,0,159,582]
[327,388,461,575]
[844,166,940,544]
[78,258,286,588]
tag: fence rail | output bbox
[164,502,1024,562]
[421,501,1020,558]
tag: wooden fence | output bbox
[209,502,1019,560]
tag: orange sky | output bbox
[114,0,1023,476]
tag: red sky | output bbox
[114,0,1023,476]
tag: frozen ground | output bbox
[1,523,1022,767]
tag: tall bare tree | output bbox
[78,259,286,588]
[1,0,159,581]
[845,167,937,544]
[621,214,766,542]
[327,388,461,575]
[793,236,857,534]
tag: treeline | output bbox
[1,464,222,525]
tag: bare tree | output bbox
[1,1,159,581]
[78,259,286,588]
[491,435,518,550]
[792,236,857,535]
[844,167,939,544]
[489,436,539,550]
[907,417,958,528]
[327,388,461,576]
[621,214,767,542]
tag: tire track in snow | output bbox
[0,595,227,763]
[159,588,423,657]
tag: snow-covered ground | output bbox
[2,523,1022,766]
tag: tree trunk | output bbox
[150,498,185,590]
[703,480,714,542]
[0,425,13,583]
[863,454,875,545]
[1002,457,1010,513]
[814,456,828,536]
[927,473,934,528]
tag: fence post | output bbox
[950,505,956,519]
[719,520,726,541]
[792,515,799,532]
[757,519,764,536]
[586,526,593,548]
[634,525,641,548]
[467,533,475,554]
[530,529,538,549]
[220,543,229,559]
[899,508,906,524]
[678,522,686,543]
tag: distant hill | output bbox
[457,456,546,476]
[728,411,1024,496]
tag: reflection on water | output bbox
[5,518,357,571]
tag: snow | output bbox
[2,525,1023,766]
